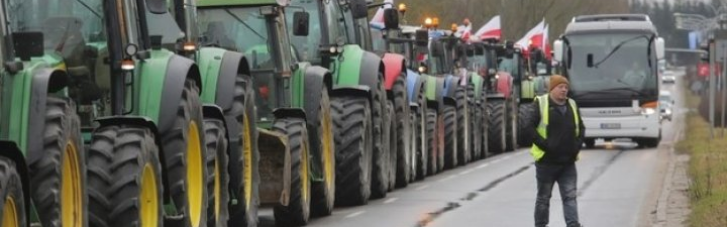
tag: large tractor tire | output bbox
[272,118,311,226]
[87,126,164,227]
[392,77,411,188]
[0,156,26,227]
[385,101,397,191]
[310,88,336,217]
[370,79,389,199]
[161,79,208,227]
[506,101,518,151]
[480,96,489,159]
[331,97,372,206]
[204,119,229,227]
[518,103,535,147]
[487,100,507,154]
[472,100,483,161]
[29,97,86,227]
[425,108,437,176]
[413,92,427,181]
[455,86,470,166]
[227,75,260,227]
[442,104,457,170]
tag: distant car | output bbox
[659,90,674,121]
[662,74,676,84]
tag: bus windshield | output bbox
[566,33,657,98]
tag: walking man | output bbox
[530,75,585,227]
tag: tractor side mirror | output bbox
[553,40,563,62]
[586,53,594,68]
[350,0,369,19]
[383,8,399,30]
[655,37,665,59]
[146,0,168,14]
[293,11,310,36]
[12,32,44,61]
[415,29,428,47]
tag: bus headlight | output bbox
[641,107,656,115]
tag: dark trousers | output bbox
[534,162,580,227]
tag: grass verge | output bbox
[675,90,727,227]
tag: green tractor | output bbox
[193,0,338,225]
[34,0,217,226]
[0,0,88,226]
[463,42,492,160]
[286,0,391,206]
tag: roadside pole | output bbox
[709,38,715,139]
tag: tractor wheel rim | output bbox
[186,121,203,227]
[2,197,18,227]
[321,106,334,192]
[242,113,253,210]
[62,141,82,227]
[141,164,158,227]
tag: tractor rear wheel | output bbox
[273,118,311,226]
[487,100,507,154]
[161,79,208,227]
[29,97,86,227]
[392,77,411,188]
[443,103,458,170]
[310,87,336,217]
[506,101,518,151]
[425,108,437,176]
[0,156,26,227]
[414,91,427,181]
[227,75,260,227]
[386,101,397,191]
[370,78,389,199]
[455,86,468,166]
[332,97,372,206]
[518,103,535,147]
[204,119,229,227]
[87,126,163,227]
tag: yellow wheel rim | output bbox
[62,141,82,227]
[186,121,203,227]
[214,157,220,219]
[2,197,18,227]
[140,164,158,227]
[321,107,334,191]
[242,113,253,210]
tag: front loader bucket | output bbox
[257,128,291,206]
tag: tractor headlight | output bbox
[418,66,426,73]
[641,107,656,115]
[329,46,337,54]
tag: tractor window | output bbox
[198,7,273,70]
[286,0,322,63]
[370,28,386,52]
[328,0,351,45]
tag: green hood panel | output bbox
[470,73,483,97]
[197,47,229,103]
[424,75,438,101]
[134,49,175,124]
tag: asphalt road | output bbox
[257,70,686,227]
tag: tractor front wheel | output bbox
[332,97,372,206]
[0,156,26,227]
[273,118,311,226]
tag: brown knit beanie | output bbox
[549,75,569,91]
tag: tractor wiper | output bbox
[75,0,102,19]
[592,35,649,68]
[224,9,265,40]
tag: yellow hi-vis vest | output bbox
[530,94,580,161]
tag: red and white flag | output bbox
[516,19,545,49]
[369,0,394,30]
[473,15,501,41]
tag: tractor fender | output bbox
[26,68,69,165]
[470,73,484,98]
[0,140,31,224]
[443,96,457,107]
[273,108,307,122]
[302,64,332,126]
[199,49,250,112]
[155,55,202,134]
[330,85,371,101]
[382,53,406,91]
[424,74,438,103]
[332,45,383,100]
[442,75,461,99]
[406,69,425,106]
[495,71,513,100]
[95,116,172,203]
[434,77,447,111]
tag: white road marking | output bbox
[345,210,366,218]
[476,163,489,169]
[437,175,456,183]
[415,184,430,191]
[458,169,474,175]
[383,197,398,204]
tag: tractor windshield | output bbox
[198,7,273,70]
[4,0,104,59]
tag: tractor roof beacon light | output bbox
[398,3,406,14]
[425,17,433,28]
[433,17,440,28]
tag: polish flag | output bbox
[516,20,545,49]
[542,24,551,60]
[369,0,394,30]
[473,15,501,41]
